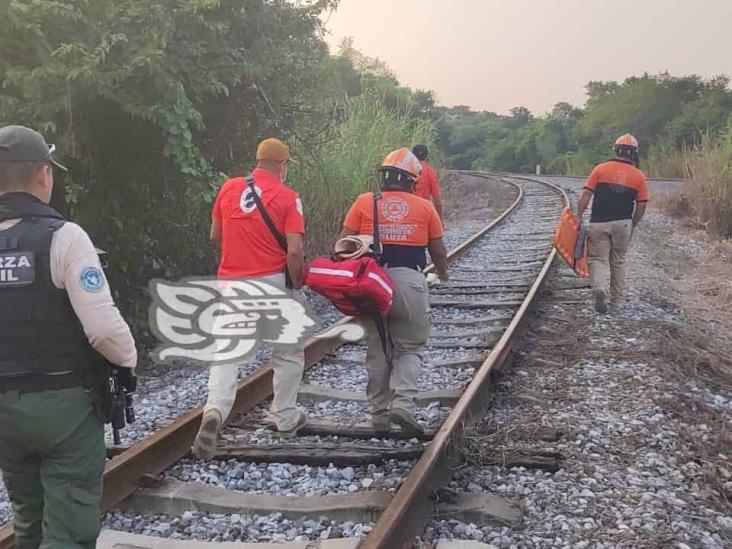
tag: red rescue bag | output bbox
[305,256,395,317]
[305,192,395,364]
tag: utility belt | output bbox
[0,371,83,394]
[381,245,427,273]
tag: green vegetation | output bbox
[0,1,436,337]
[2,0,730,338]
[291,91,435,257]
[437,74,732,178]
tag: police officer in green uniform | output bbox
[0,126,137,548]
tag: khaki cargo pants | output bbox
[365,267,430,417]
[0,386,106,549]
[204,273,307,431]
[587,220,633,307]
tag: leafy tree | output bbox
[0,0,336,336]
[438,73,732,177]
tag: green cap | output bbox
[0,125,68,171]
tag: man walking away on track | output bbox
[576,133,649,313]
[193,138,307,459]
[339,148,449,436]
[0,125,137,548]
[412,145,443,221]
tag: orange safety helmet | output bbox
[378,148,422,180]
[614,133,639,149]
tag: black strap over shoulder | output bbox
[372,191,383,263]
[368,192,392,363]
[246,176,287,252]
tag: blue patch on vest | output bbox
[79,266,105,293]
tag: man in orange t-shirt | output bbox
[194,138,308,459]
[577,134,649,313]
[412,144,443,220]
[340,148,448,436]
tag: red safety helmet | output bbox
[378,148,422,180]
[614,133,639,149]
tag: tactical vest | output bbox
[0,192,93,390]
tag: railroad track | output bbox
[0,172,568,549]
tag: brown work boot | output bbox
[192,409,223,460]
[389,408,425,437]
[594,289,608,314]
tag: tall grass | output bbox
[683,127,732,237]
[290,92,436,255]
[645,144,686,179]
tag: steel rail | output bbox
[360,173,569,548]
[0,174,522,548]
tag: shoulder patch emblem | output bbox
[295,198,303,216]
[80,266,105,293]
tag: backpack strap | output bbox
[367,193,392,364]
[372,191,382,261]
[247,175,287,252]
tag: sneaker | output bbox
[192,409,223,460]
[594,289,608,314]
[278,411,308,438]
[389,408,425,437]
[371,414,391,434]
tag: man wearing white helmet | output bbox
[577,134,649,313]
[339,148,448,436]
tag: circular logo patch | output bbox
[79,266,105,293]
[380,197,410,222]
[240,185,262,214]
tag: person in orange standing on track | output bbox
[412,144,443,221]
[193,137,308,459]
[339,148,449,436]
[576,133,649,313]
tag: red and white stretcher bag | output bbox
[305,256,395,316]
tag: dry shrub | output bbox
[651,241,732,514]
[682,130,732,237]
[645,145,686,179]
[657,320,732,392]
[656,240,732,387]
[681,241,732,332]
[655,191,695,220]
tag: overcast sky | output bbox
[323,0,732,115]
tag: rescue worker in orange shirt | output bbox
[193,138,308,459]
[412,144,443,220]
[577,134,649,313]
[340,148,449,436]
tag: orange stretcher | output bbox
[553,208,589,278]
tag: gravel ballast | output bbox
[423,177,731,548]
[98,175,564,541]
[0,173,518,528]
